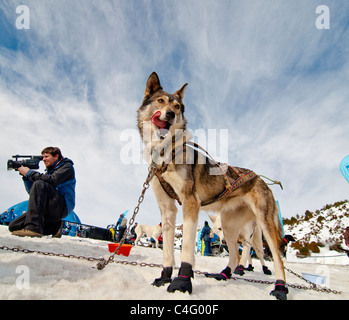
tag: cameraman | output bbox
[9,147,76,237]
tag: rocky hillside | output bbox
[283,200,349,257]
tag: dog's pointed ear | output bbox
[144,72,163,98]
[175,83,188,101]
[208,214,216,223]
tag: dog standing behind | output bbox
[137,72,288,300]
[135,223,162,248]
[207,213,272,276]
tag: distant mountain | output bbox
[283,200,349,257]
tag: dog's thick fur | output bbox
[137,72,287,299]
[135,224,162,248]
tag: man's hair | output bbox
[41,146,63,159]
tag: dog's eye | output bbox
[157,98,165,104]
[174,104,181,110]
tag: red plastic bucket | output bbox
[108,243,133,257]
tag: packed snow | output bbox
[0,225,348,300]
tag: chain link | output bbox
[96,165,157,270]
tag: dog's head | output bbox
[208,214,226,244]
[137,72,188,141]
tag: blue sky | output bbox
[1,0,349,228]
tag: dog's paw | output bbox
[152,277,172,287]
[167,262,193,294]
[205,266,231,281]
[205,273,228,281]
[270,280,288,300]
[262,265,272,275]
[233,265,245,276]
[270,290,288,300]
[152,267,173,287]
[246,264,254,272]
[167,276,192,294]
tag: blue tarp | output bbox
[276,200,285,237]
[196,227,218,255]
[2,200,81,236]
[121,210,129,218]
[340,154,349,184]
[3,200,28,220]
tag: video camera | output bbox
[7,155,43,171]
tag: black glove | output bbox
[167,276,192,294]
[233,264,245,276]
[270,280,288,300]
[167,262,193,294]
[152,267,172,287]
[262,265,272,275]
[245,264,254,271]
[205,266,231,281]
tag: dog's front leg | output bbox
[151,178,178,287]
[152,205,177,286]
[167,196,199,294]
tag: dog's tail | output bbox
[268,200,285,255]
[274,208,289,256]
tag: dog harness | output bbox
[154,142,257,206]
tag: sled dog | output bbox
[207,213,272,276]
[137,72,288,300]
[135,223,162,248]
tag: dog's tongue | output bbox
[151,111,167,128]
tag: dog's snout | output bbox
[166,110,175,120]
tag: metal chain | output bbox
[0,244,208,277]
[0,245,102,263]
[0,245,342,294]
[284,266,342,294]
[96,165,157,270]
[229,271,342,294]
[237,235,342,295]
[0,164,342,295]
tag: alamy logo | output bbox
[315,5,330,30]
[16,5,30,30]
[16,265,30,290]
[120,126,229,175]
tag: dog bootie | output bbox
[270,280,288,300]
[167,262,193,294]
[246,264,254,272]
[205,266,232,281]
[152,267,172,287]
[233,265,245,276]
[262,265,272,275]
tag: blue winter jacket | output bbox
[200,225,212,242]
[23,158,76,214]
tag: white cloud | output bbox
[1,0,349,229]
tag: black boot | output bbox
[233,264,245,276]
[262,265,272,275]
[167,262,193,294]
[246,264,254,271]
[270,280,288,300]
[205,266,232,281]
[152,267,173,287]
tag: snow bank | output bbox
[0,225,348,301]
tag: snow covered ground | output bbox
[0,225,348,301]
